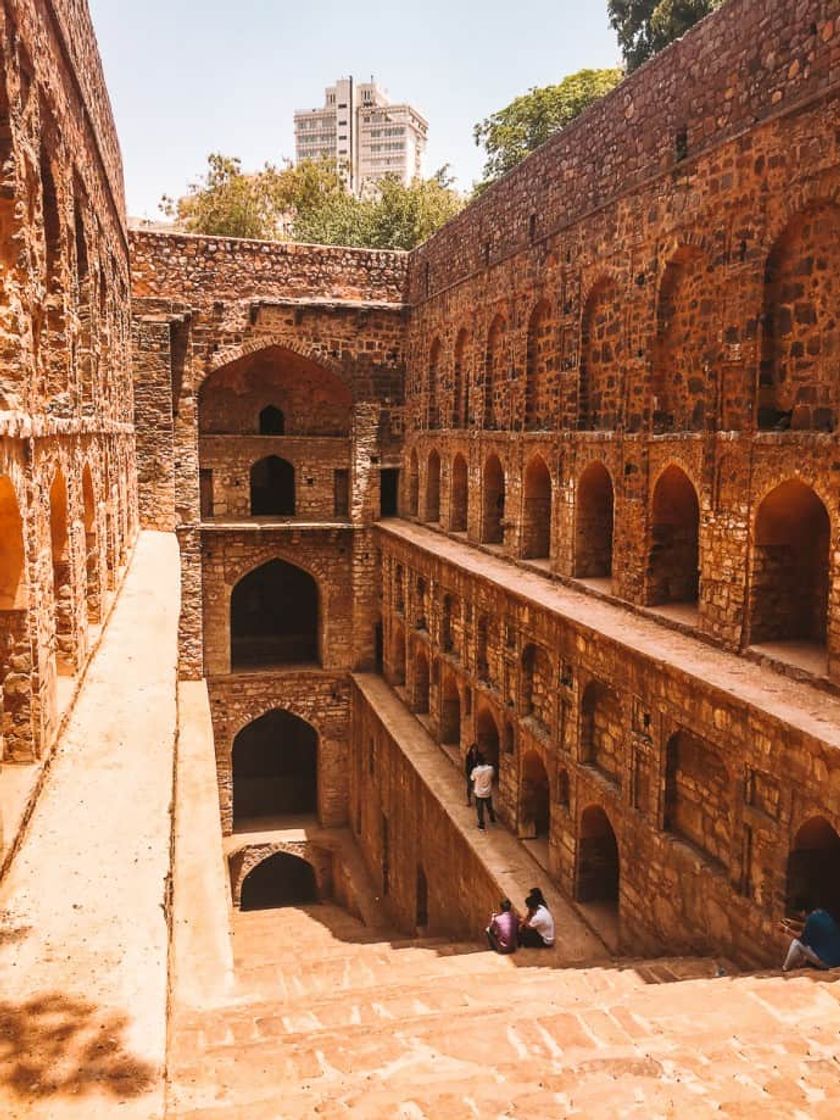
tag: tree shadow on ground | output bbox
[0,992,156,1101]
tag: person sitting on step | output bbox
[782,906,840,971]
[518,887,555,949]
[486,898,520,954]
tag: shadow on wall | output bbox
[0,992,156,1100]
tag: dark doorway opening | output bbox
[259,405,285,435]
[250,456,295,516]
[240,852,318,910]
[232,709,318,827]
[380,468,399,517]
[786,816,840,918]
[230,559,318,668]
[577,805,619,906]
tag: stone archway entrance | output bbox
[232,709,318,829]
[577,805,619,908]
[230,559,319,668]
[240,852,319,910]
[786,816,840,918]
[519,751,550,839]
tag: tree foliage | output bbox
[608,0,725,71]
[473,68,624,187]
[162,155,463,250]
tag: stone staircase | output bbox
[161,901,840,1119]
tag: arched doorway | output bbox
[240,852,318,910]
[82,464,99,623]
[450,454,468,532]
[648,465,699,607]
[522,455,552,560]
[413,646,430,714]
[425,450,441,522]
[482,454,505,545]
[520,751,550,839]
[230,559,319,668]
[49,468,73,672]
[440,674,461,746]
[0,476,29,759]
[250,456,295,516]
[575,462,614,579]
[407,450,419,516]
[476,705,500,771]
[232,709,318,828]
[786,817,840,918]
[392,621,406,686]
[259,405,285,434]
[577,805,619,907]
[750,480,829,653]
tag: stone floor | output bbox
[166,901,840,1119]
[0,531,180,1120]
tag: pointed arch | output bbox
[453,328,470,428]
[230,558,319,668]
[579,278,621,431]
[522,454,552,560]
[482,454,505,545]
[647,465,700,607]
[425,450,441,522]
[232,708,318,827]
[525,300,554,431]
[450,453,468,532]
[484,314,507,430]
[82,464,100,623]
[653,246,712,432]
[575,462,614,579]
[250,455,295,516]
[407,449,419,516]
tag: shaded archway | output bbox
[580,680,621,785]
[427,337,441,429]
[520,751,550,838]
[232,709,318,827]
[0,476,25,611]
[577,805,619,906]
[0,476,30,760]
[648,466,699,607]
[391,620,406,686]
[759,204,840,432]
[450,453,468,532]
[482,454,505,545]
[475,704,500,771]
[749,480,829,649]
[240,852,318,911]
[250,456,295,516]
[786,816,840,918]
[575,462,614,579]
[49,468,73,671]
[653,247,711,432]
[230,559,319,668]
[425,450,441,522]
[484,314,507,430]
[525,300,553,430]
[579,279,621,431]
[259,405,285,434]
[522,455,552,560]
[664,731,730,868]
[82,465,99,623]
[453,328,469,428]
[413,645,430,715]
[440,674,461,746]
[407,450,419,516]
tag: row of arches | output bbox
[407,448,832,657]
[419,202,840,435]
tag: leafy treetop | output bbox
[607,0,725,71]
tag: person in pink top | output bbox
[486,898,520,954]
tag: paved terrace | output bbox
[0,532,180,1120]
[379,520,840,750]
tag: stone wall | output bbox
[377,521,840,966]
[0,0,136,787]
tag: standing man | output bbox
[464,742,480,806]
[471,752,496,830]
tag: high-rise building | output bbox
[294,77,428,194]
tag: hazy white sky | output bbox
[87,0,621,218]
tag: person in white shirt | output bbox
[518,887,555,949]
[470,752,496,830]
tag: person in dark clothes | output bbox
[783,908,840,970]
[464,742,480,806]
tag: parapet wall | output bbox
[408,0,838,299]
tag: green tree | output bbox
[608,0,725,71]
[162,155,462,250]
[473,68,624,187]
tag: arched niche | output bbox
[577,805,619,907]
[647,465,700,608]
[250,455,295,516]
[232,708,318,828]
[240,851,319,911]
[575,462,614,580]
[230,558,319,669]
[450,454,468,533]
[522,454,552,560]
[482,454,505,545]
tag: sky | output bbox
[87,0,621,219]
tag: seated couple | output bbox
[486,888,555,954]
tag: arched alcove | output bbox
[427,337,441,429]
[484,315,507,430]
[453,328,469,427]
[482,454,505,545]
[786,816,840,918]
[577,806,619,907]
[580,680,621,785]
[230,559,319,668]
[750,480,829,652]
[450,454,468,533]
[250,456,295,516]
[392,620,406,686]
[425,450,441,523]
[81,465,99,623]
[648,466,700,607]
[49,468,73,671]
[579,280,621,431]
[759,204,840,432]
[475,705,500,771]
[525,300,553,431]
[240,852,318,911]
[522,455,552,560]
[233,709,318,828]
[413,645,430,715]
[575,462,614,580]
[199,345,351,436]
[259,405,285,434]
[440,674,461,746]
[664,731,730,868]
[407,450,419,517]
[520,751,550,839]
[653,247,711,432]
[0,476,25,610]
